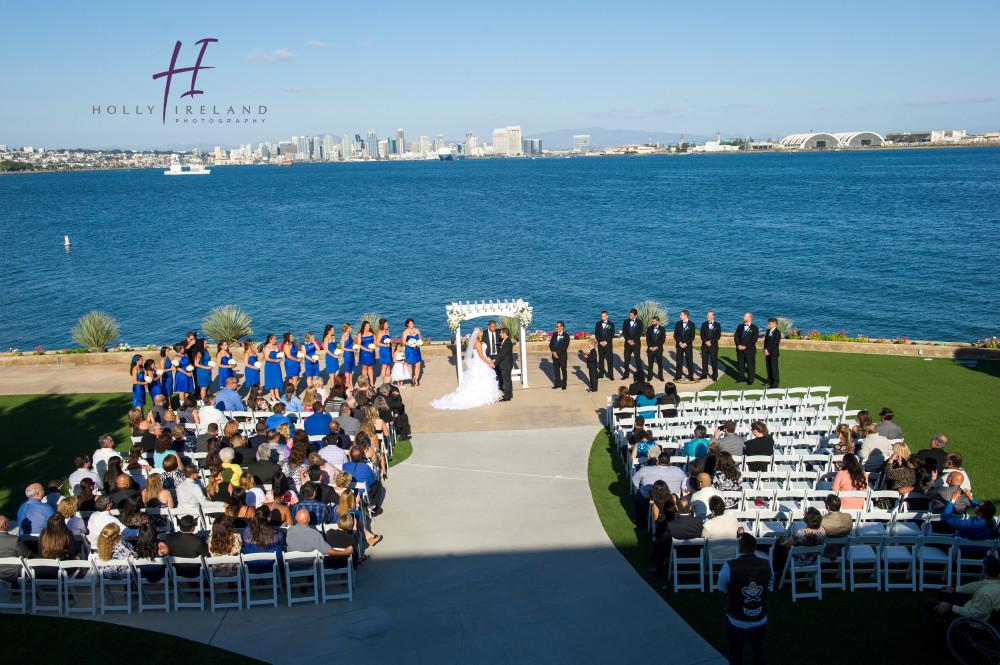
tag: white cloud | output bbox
[246,48,299,62]
[904,96,995,107]
[649,105,680,116]
[306,40,335,49]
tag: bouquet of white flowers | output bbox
[309,355,319,362]
[208,360,216,368]
[407,338,422,348]
[185,364,194,372]
[333,348,343,356]
[228,359,237,367]
[296,351,305,359]
[276,352,285,359]
[171,358,180,367]
[253,361,262,369]
[367,344,376,351]
[148,370,158,379]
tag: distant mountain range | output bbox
[523,127,711,150]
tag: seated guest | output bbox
[196,423,219,453]
[832,454,868,510]
[224,487,255,529]
[820,494,853,537]
[280,441,310,492]
[875,407,903,440]
[242,506,284,570]
[160,409,179,432]
[930,472,972,514]
[915,434,949,473]
[939,489,994,538]
[632,452,687,525]
[247,444,282,485]
[850,409,873,443]
[152,433,176,469]
[925,555,1000,644]
[214,377,245,413]
[219,420,241,448]
[829,423,854,457]
[932,453,972,491]
[714,420,744,457]
[702,496,739,561]
[334,403,361,437]
[295,482,331,525]
[119,497,150,529]
[86,496,137,550]
[92,434,119,477]
[627,377,649,397]
[177,395,201,426]
[238,474,265,508]
[612,386,634,409]
[109,474,141,509]
[207,516,242,576]
[333,491,381,546]
[774,506,826,574]
[325,513,360,568]
[266,402,292,432]
[264,472,296,526]
[163,514,209,558]
[38,513,80,564]
[656,382,680,418]
[648,497,704,576]
[0,515,31,582]
[694,438,721,477]
[711,452,745,509]
[56,497,86,536]
[95,523,135,579]
[636,384,657,420]
[141,473,174,508]
[76,478,97,512]
[631,430,655,465]
[218,448,243,485]
[858,423,893,472]
[247,420,268,449]
[205,463,232,502]
[148,395,168,424]
[175,465,209,509]
[286,509,350,557]
[304,402,333,437]
[306,463,337,501]
[884,443,916,492]
[43,480,64,510]
[139,422,163,454]
[170,425,191,455]
[198,394,229,432]
[319,429,350,468]
[280,383,304,413]
[342,447,383,514]
[681,425,709,458]
[626,416,648,448]
[744,421,774,472]
[649,482,677,537]
[690,473,723,519]
[69,455,103,493]
[125,445,152,487]
[129,407,151,435]
[133,523,168,583]
[263,428,286,462]
[323,420,352,452]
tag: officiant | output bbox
[483,319,503,390]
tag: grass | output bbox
[389,438,413,467]
[0,615,265,664]
[589,349,1000,664]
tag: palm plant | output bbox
[775,317,794,334]
[201,305,253,343]
[71,311,119,351]
[632,300,669,328]
[498,316,521,342]
[356,312,382,335]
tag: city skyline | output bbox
[2,1,999,148]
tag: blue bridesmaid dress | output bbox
[264,350,282,390]
[283,343,301,379]
[378,334,392,366]
[161,360,173,396]
[359,334,375,367]
[218,354,234,383]
[148,370,165,400]
[303,342,320,377]
[195,351,212,389]
[404,334,422,364]
[174,355,193,393]
[133,370,147,407]
[325,345,340,376]
[342,336,356,373]
[245,353,261,387]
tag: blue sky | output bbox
[2,0,998,148]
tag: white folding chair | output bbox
[705,541,739,591]
[0,557,28,612]
[284,551,320,605]
[24,559,63,614]
[166,555,206,610]
[669,538,706,592]
[205,556,244,611]
[243,552,281,608]
[819,536,849,590]
[320,555,354,602]
[94,558,133,614]
[917,536,955,591]
[61,559,98,615]
[881,536,917,591]
[132,558,170,613]
[954,539,999,587]
[200,502,228,529]
[780,545,824,601]
[847,535,882,591]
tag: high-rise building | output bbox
[395,128,405,155]
[434,134,445,151]
[573,135,591,153]
[312,136,323,160]
[322,134,335,162]
[409,141,418,153]
[464,132,478,157]
[506,126,522,156]
[523,138,542,154]
[342,133,352,160]
[378,139,389,159]
[296,135,311,157]
[492,128,508,156]
[418,135,431,155]
[366,130,378,159]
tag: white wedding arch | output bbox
[446,299,532,388]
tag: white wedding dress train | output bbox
[431,342,502,410]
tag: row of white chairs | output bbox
[0,550,353,615]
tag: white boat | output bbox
[437,147,457,161]
[164,163,210,175]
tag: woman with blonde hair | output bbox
[334,490,381,546]
[831,423,853,456]
[96,523,135,579]
[56,496,86,535]
[301,386,318,411]
[238,472,265,507]
[221,419,241,446]
[313,375,330,403]
[142,472,175,508]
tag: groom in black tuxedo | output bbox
[673,310,695,381]
[645,316,666,381]
[594,311,615,379]
[734,312,760,385]
[483,320,503,390]
[622,309,644,381]
[496,328,514,401]
[549,321,570,389]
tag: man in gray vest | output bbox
[717,532,773,665]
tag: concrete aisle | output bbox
[85,426,724,665]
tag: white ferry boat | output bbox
[164,163,210,175]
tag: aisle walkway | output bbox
[88,426,724,664]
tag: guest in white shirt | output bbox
[92,434,119,479]
[197,394,229,433]
[69,455,103,493]
[702,496,739,560]
[175,465,209,509]
[690,473,723,519]
[858,423,894,472]
[86,495,137,549]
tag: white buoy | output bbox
[64,235,71,246]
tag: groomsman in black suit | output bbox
[734,312,760,385]
[645,316,666,381]
[483,320,503,390]
[673,310,696,381]
[549,321,570,390]
[764,317,781,388]
[622,309,644,381]
[700,310,721,380]
[594,311,615,379]
[496,328,514,401]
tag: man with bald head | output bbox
[16,483,54,535]
[930,471,972,514]
[285,509,351,558]
[690,473,723,519]
[108,474,141,509]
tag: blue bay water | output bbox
[1,147,998,350]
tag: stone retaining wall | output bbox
[2,334,997,367]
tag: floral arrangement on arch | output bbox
[514,306,533,330]
[446,309,468,332]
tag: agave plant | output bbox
[775,317,794,334]
[356,312,382,335]
[201,305,253,343]
[71,311,120,351]
[498,316,521,342]
[632,300,669,328]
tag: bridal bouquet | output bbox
[407,338,423,348]
[333,346,343,356]
[228,359,238,367]
[367,344,376,351]
[276,352,285,359]
[171,358,180,367]
[185,364,194,372]
[208,360,217,368]
[253,361,262,369]
[296,351,305,359]
[309,355,319,362]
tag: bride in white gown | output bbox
[431,327,502,410]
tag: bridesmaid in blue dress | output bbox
[144,359,164,403]
[130,355,148,408]
[172,342,193,403]
[339,323,356,390]
[243,339,261,392]
[159,346,174,405]
[262,334,283,401]
[377,318,392,385]
[322,324,340,379]
[193,342,213,400]
[302,332,321,381]
[403,318,423,386]
[358,321,376,385]
[282,333,302,392]
[216,340,235,385]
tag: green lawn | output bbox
[589,349,1000,664]
[0,615,265,664]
